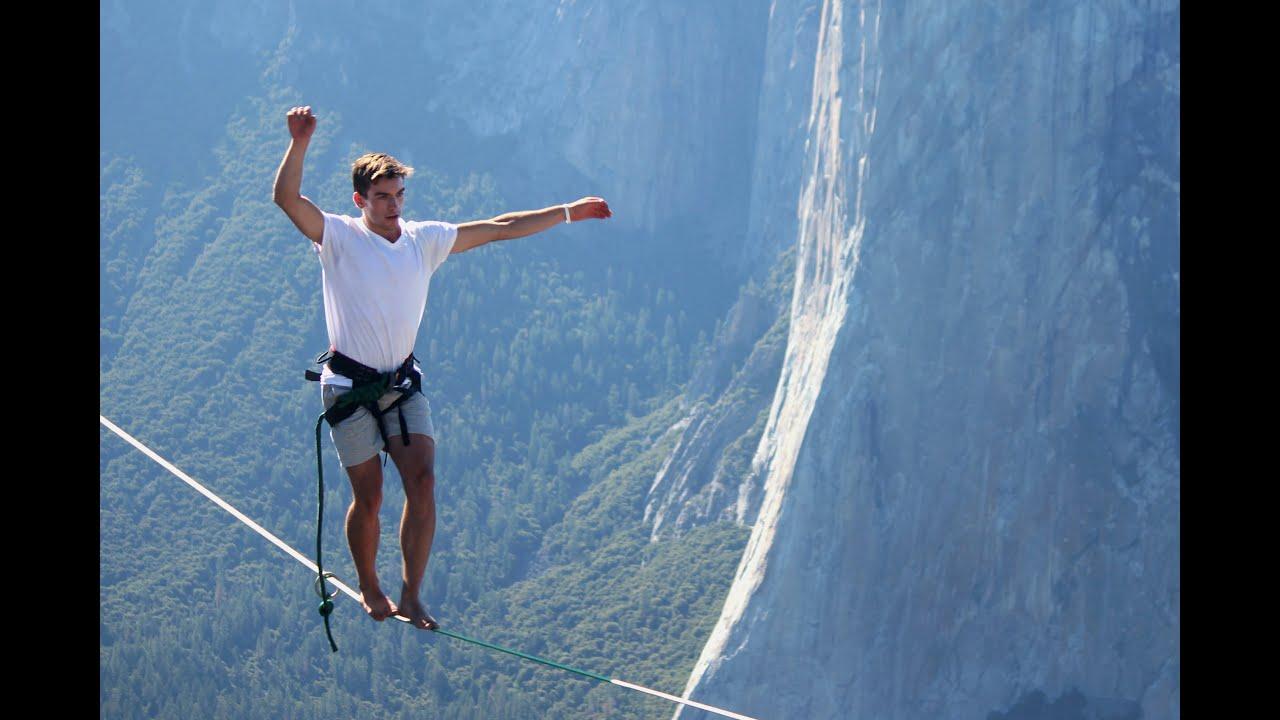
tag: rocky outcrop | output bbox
[644,272,791,541]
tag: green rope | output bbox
[430,626,612,683]
[315,414,339,653]
[311,381,394,654]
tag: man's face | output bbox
[355,176,406,225]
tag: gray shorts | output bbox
[322,384,436,467]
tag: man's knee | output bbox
[351,490,382,514]
[408,467,435,490]
[404,468,435,503]
[348,474,383,513]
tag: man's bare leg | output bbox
[345,453,397,620]
[387,433,439,630]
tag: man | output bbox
[272,105,611,630]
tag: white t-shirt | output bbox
[313,212,458,386]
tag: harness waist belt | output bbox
[305,349,422,449]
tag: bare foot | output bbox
[360,586,397,621]
[396,586,439,630]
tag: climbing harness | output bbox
[306,348,422,452]
[305,348,422,651]
[100,414,762,720]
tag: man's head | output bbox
[352,153,414,227]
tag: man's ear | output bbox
[352,191,365,209]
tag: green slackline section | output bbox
[432,626,611,683]
[100,414,760,720]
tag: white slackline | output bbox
[611,679,761,720]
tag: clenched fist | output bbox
[287,106,317,141]
[567,197,613,222]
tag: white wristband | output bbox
[563,204,572,223]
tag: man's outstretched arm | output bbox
[452,197,612,254]
[272,105,325,244]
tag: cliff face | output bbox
[642,0,823,542]
[419,0,772,241]
[676,1,1180,719]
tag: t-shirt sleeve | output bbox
[415,221,459,274]
[313,212,351,262]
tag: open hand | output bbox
[287,106,317,141]
[568,197,613,222]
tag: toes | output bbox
[367,599,397,621]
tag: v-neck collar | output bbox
[361,216,404,245]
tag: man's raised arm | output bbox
[453,197,613,254]
[272,105,325,245]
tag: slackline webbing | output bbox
[100,414,761,720]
